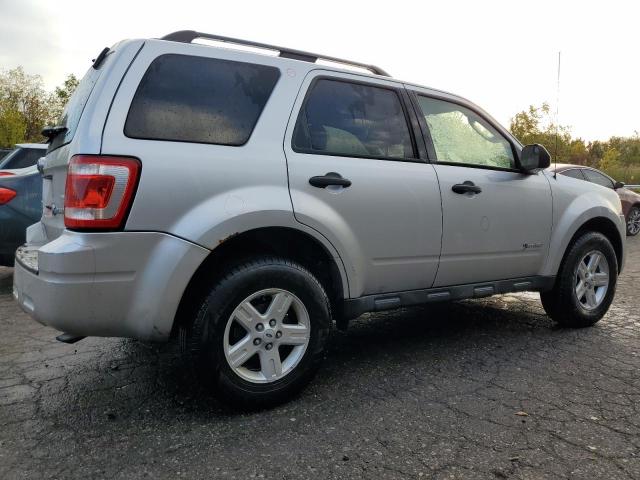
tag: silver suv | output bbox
[13,31,626,407]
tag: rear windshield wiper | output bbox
[41,126,68,142]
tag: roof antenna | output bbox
[554,51,561,179]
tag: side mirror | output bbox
[520,144,551,172]
[614,181,625,190]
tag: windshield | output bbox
[0,147,44,170]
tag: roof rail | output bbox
[160,30,390,77]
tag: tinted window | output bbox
[49,65,102,152]
[417,96,515,169]
[125,54,280,145]
[560,168,585,180]
[583,169,614,188]
[0,148,44,169]
[293,79,414,159]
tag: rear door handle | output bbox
[309,172,352,188]
[452,181,482,194]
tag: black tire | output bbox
[540,232,617,328]
[627,206,640,236]
[183,256,331,409]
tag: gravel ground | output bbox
[0,237,638,479]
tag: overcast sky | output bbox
[0,0,637,140]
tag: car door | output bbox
[284,72,443,298]
[409,89,552,287]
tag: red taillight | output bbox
[0,188,16,205]
[0,171,15,177]
[64,155,141,230]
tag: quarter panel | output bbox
[542,172,626,276]
[101,40,303,242]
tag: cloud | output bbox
[0,0,60,84]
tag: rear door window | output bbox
[125,54,280,146]
[0,148,44,169]
[583,169,614,188]
[293,79,415,160]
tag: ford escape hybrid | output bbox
[13,31,626,407]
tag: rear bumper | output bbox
[13,230,209,341]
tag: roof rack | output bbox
[161,30,390,77]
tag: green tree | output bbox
[568,139,589,166]
[509,103,574,163]
[600,148,621,171]
[0,67,51,144]
[50,74,79,122]
[0,108,27,147]
[0,68,79,148]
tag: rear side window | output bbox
[48,66,102,152]
[125,54,280,146]
[293,79,415,160]
[0,148,44,169]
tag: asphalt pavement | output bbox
[1,237,639,479]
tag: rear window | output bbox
[124,54,280,146]
[0,148,44,169]
[48,66,102,152]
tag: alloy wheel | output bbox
[574,250,610,310]
[628,208,640,235]
[223,288,310,383]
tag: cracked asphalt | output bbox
[1,237,639,479]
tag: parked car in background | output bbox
[13,31,626,408]
[549,164,640,236]
[0,166,42,266]
[0,144,47,173]
[0,149,12,160]
[0,144,46,266]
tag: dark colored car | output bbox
[550,164,640,236]
[0,144,47,171]
[0,169,42,266]
[0,144,47,265]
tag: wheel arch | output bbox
[172,226,348,336]
[560,216,624,275]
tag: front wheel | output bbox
[627,206,640,236]
[184,257,331,409]
[541,232,617,328]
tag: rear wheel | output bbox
[540,232,617,328]
[627,206,640,236]
[184,257,331,408]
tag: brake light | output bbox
[0,188,16,205]
[64,155,140,230]
[0,172,15,177]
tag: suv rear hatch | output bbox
[37,41,143,243]
[40,63,104,240]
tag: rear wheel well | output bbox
[173,227,346,335]
[570,217,623,272]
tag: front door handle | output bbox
[309,172,352,188]
[452,181,482,194]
